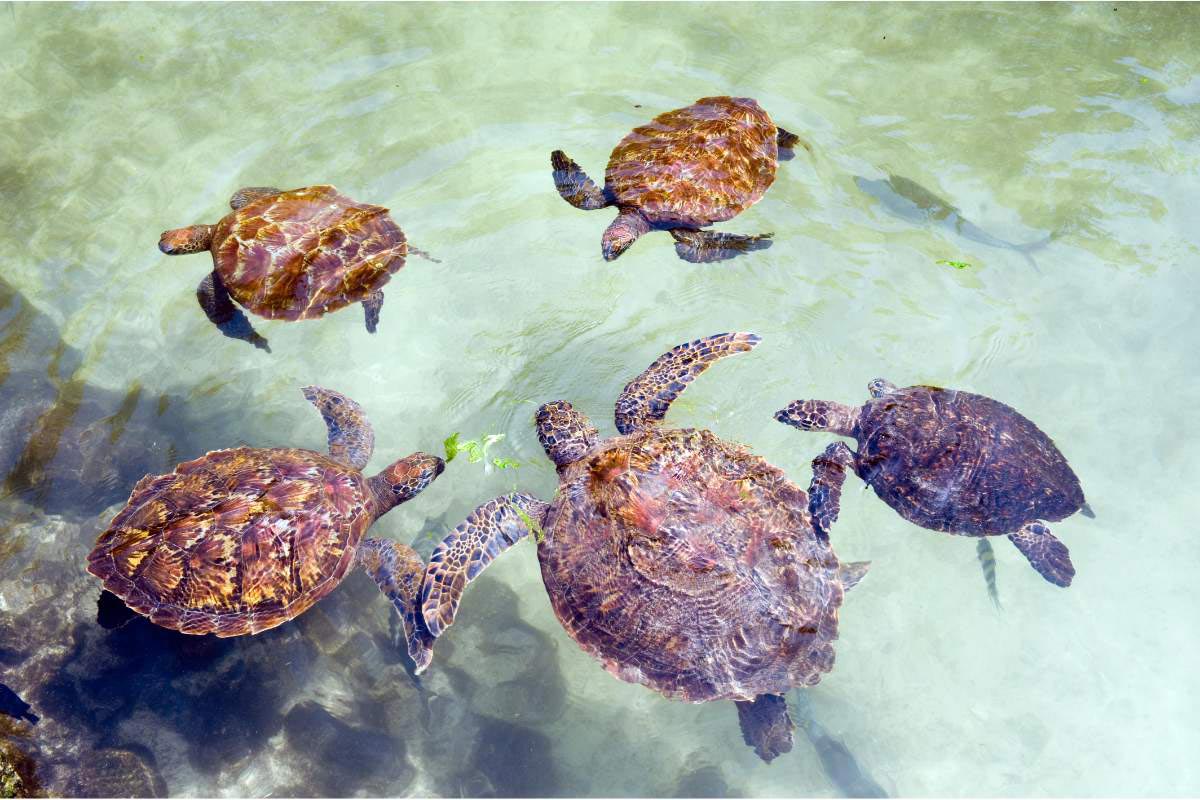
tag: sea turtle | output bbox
[386,333,869,762]
[158,185,436,351]
[776,379,1092,587]
[551,96,803,263]
[86,386,445,637]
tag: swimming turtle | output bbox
[390,333,869,762]
[158,185,436,351]
[551,96,802,263]
[776,379,1092,587]
[86,386,445,637]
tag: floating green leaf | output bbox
[444,431,519,471]
[936,259,972,270]
[492,457,520,470]
[443,432,463,462]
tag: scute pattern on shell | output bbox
[211,185,407,320]
[857,386,1086,535]
[86,447,372,637]
[538,427,846,703]
[605,96,780,227]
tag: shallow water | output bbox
[1,1,1198,796]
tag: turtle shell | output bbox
[855,386,1086,535]
[211,185,407,320]
[537,427,848,703]
[86,447,374,636]
[604,96,780,228]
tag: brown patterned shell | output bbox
[538,427,848,703]
[86,447,374,637]
[604,96,780,227]
[856,386,1087,535]
[211,185,407,320]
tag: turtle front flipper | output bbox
[196,271,270,352]
[356,537,435,670]
[550,150,609,210]
[734,695,794,763]
[615,332,761,435]
[301,385,375,470]
[413,493,550,673]
[670,229,773,264]
[1007,522,1074,587]
[363,290,384,333]
[229,186,282,210]
[808,441,856,542]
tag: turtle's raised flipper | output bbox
[301,385,375,470]
[776,127,802,150]
[976,538,1002,609]
[809,441,856,542]
[357,537,435,672]
[1008,521,1074,587]
[615,332,761,435]
[229,186,282,210]
[735,695,794,763]
[775,400,859,437]
[196,271,270,352]
[363,290,384,333]
[414,493,550,673]
[551,150,609,210]
[407,243,440,263]
[160,224,215,255]
[671,229,773,263]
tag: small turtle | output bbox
[158,185,436,351]
[86,386,445,636]
[551,96,803,263]
[776,379,1092,587]
[387,333,869,762]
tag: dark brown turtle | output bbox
[551,96,803,263]
[776,379,1092,588]
[86,386,445,636]
[158,185,436,351]
[388,333,869,762]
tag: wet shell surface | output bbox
[211,185,407,320]
[538,427,848,703]
[858,386,1087,534]
[86,447,373,637]
[605,96,780,227]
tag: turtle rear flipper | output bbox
[735,695,794,763]
[614,332,760,435]
[363,290,384,333]
[413,493,550,673]
[196,271,270,352]
[357,537,434,671]
[301,385,375,470]
[1008,521,1074,587]
[551,150,609,210]
[671,229,773,263]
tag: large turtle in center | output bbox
[391,333,869,762]
[776,379,1092,588]
[551,96,802,263]
[158,185,435,351]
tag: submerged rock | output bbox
[65,747,166,798]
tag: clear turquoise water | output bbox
[1,1,1197,796]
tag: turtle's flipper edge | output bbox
[1008,521,1074,587]
[551,150,609,210]
[196,271,270,352]
[671,229,773,263]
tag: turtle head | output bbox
[370,452,446,513]
[867,378,897,399]
[774,399,859,438]
[159,224,216,255]
[536,401,599,468]
[601,210,650,262]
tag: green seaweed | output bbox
[513,505,545,544]
[444,432,520,471]
[936,259,972,270]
